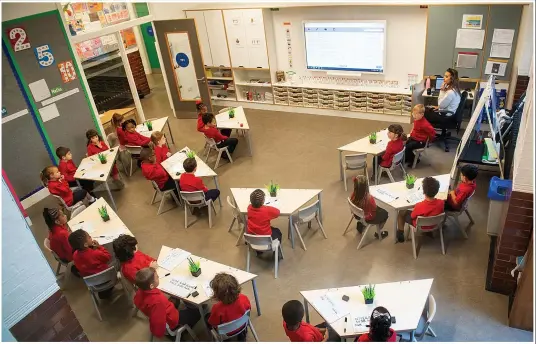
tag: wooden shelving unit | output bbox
[205,66,236,101]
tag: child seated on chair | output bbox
[150,131,171,164]
[201,113,238,160]
[180,157,220,203]
[134,267,201,340]
[247,189,282,245]
[282,300,340,342]
[197,100,232,136]
[85,129,124,188]
[122,119,151,146]
[140,147,179,197]
[207,273,251,341]
[56,146,95,194]
[445,164,477,211]
[112,234,157,284]
[396,176,444,243]
[43,207,80,277]
[405,104,436,167]
[356,307,397,342]
[41,166,96,207]
[68,229,114,298]
[111,113,127,146]
[374,124,407,178]
[351,175,389,238]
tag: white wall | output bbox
[2,179,59,331]
[149,2,188,20]
[269,6,427,86]
[1,2,57,22]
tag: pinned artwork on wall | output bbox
[284,22,293,68]
[6,27,31,52]
[34,44,55,68]
[58,60,77,83]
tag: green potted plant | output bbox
[228,108,235,119]
[266,180,280,197]
[98,205,110,222]
[369,132,377,144]
[185,150,196,159]
[187,257,201,277]
[146,121,153,131]
[406,174,417,189]
[97,153,107,164]
[361,284,376,304]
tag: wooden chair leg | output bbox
[293,223,307,251]
[344,215,354,235]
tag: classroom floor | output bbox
[25,75,533,342]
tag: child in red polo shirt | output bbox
[112,234,157,283]
[122,119,151,146]
[282,300,340,342]
[247,189,282,244]
[374,124,407,177]
[405,104,436,167]
[446,164,477,211]
[207,273,251,341]
[41,166,95,207]
[134,268,200,339]
[56,146,95,193]
[150,131,171,164]
[357,307,397,342]
[179,157,220,203]
[140,148,180,197]
[350,175,389,238]
[69,229,114,298]
[396,176,445,242]
[43,207,79,277]
[85,129,124,188]
[196,101,208,132]
[112,113,127,146]
[202,113,238,160]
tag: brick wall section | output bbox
[9,290,88,342]
[489,191,534,295]
[127,50,151,97]
[513,76,529,104]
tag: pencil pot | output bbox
[270,191,277,197]
[229,109,235,118]
[406,183,414,189]
[191,268,201,277]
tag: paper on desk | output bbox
[78,160,97,171]
[370,188,399,204]
[264,197,280,209]
[310,292,350,324]
[345,312,372,334]
[70,221,94,233]
[406,191,425,204]
[80,169,105,180]
[159,276,197,298]
[202,281,213,297]
[158,248,191,272]
[436,175,450,193]
[96,231,124,245]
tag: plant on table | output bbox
[185,150,196,159]
[361,284,376,304]
[405,174,417,189]
[369,132,377,144]
[97,153,107,164]
[146,121,153,131]
[266,180,280,197]
[187,257,201,277]
[228,108,236,118]
[98,205,110,222]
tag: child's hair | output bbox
[55,146,70,159]
[422,176,440,198]
[121,119,137,131]
[387,124,407,142]
[351,175,370,209]
[111,113,124,128]
[281,300,304,327]
[202,113,215,125]
[135,267,156,290]
[183,157,197,173]
[112,234,138,263]
[368,306,392,342]
[150,131,164,146]
[413,104,425,114]
[43,207,61,230]
[196,101,205,111]
[461,164,478,181]
[210,273,241,305]
[250,189,265,208]
[40,166,56,185]
[140,147,154,163]
[68,229,89,251]
[85,129,103,146]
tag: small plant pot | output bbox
[406,183,415,190]
[369,139,376,144]
[101,215,110,222]
[147,125,153,131]
[99,159,107,164]
[269,191,277,197]
[229,112,235,119]
[190,269,201,277]
[364,298,374,305]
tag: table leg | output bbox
[374,155,379,185]
[246,130,253,156]
[214,176,222,208]
[196,303,211,338]
[289,214,295,249]
[339,150,344,181]
[76,180,82,188]
[304,297,310,323]
[394,209,400,244]
[166,119,175,144]
[105,182,117,210]
[318,192,323,221]
[251,279,261,316]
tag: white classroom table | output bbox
[74,148,121,210]
[369,174,450,242]
[215,106,253,156]
[301,278,434,340]
[338,129,389,185]
[157,245,260,337]
[160,146,222,207]
[230,188,323,249]
[136,116,175,144]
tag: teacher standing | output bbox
[425,68,461,127]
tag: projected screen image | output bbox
[304,21,386,73]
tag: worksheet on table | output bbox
[70,221,94,233]
[159,276,197,298]
[310,292,351,323]
[158,248,191,271]
[95,230,124,245]
[370,188,399,204]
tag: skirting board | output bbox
[212,99,411,124]
[20,187,50,210]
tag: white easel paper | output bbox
[29,79,51,102]
[455,29,485,49]
[39,103,60,122]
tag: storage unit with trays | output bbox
[318,90,335,109]
[273,86,289,105]
[367,93,385,114]
[383,94,404,115]
[334,91,350,111]
[205,66,236,101]
[303,88,319,108]
[402,95,412,116]
[288,87,304,107]
[350,91,368,112]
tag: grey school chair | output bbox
[227,196,246,246]
[399,294,437,341]
[107,132,129,176]
[211,309,259,342]
[343,153,368,191]
[43,238,72,283]
[343,198,383,250]
[244,233,284,279]
[376,148,406,184]
[70,205,87,219]
[49,192,86,219]
[292,200,327,251]
[180,190,217,228]
[150,180,181,215]
[124,145,143,176]
[443,191,475,239]
[405,213,446,259]
[203,135,233,169]
[411,138,429,169]
[134,304,198,342]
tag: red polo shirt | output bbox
[134,288,178,338]
[141,162,169,189]
[121,251,156,283]
[179,173,208,193]
[87,141,110,157]
[358,329,397,342]
[203,126,227,143]
[48,224,73,262]
[154,145,170,164]
[116,127,127,146]
[47,179,74,206]
[447,181,476,210]
[411,198,445,229]
[72,246,111,277]
[208,294,251,329]
[284,321,323,342]
[58,160,77,182]
[197,113,204,132]
[247,205,280,236]
[410,117,435,142]
[351,193,377,222]
[381,138,404,167]
[124,130,151,146]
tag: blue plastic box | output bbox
[487,176,512,201]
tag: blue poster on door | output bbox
[146,25,154,37]
[175,53,189,68]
